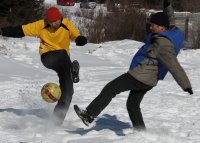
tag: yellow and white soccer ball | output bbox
[41,83,61,103]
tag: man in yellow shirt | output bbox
[0,7,87,125]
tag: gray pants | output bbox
[41,50,74,125]
[86,73,153,129]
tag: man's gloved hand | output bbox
[184,88,193,95]
[75,36,87,46]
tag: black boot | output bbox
[74,105,94,126]
[71,60,80,83]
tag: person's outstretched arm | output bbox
[0,25,25,38]
[153,36,193,94]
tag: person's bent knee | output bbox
[102,81,120,96]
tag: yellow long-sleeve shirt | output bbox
[22,18,80,55]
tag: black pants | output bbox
[86,73,153,129]
[41,50,74,125]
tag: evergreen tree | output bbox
[0,0,44,26]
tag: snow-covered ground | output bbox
[0,0,199,142]
[0,35,200,143]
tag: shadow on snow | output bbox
[0,108,49,118]
[67,114,131,136]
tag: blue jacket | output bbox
[130,28,184,80]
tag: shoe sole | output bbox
[72,60,79,83]
[74,105,89,126]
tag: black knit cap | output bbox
[150,12,170,28]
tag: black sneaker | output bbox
[71,60,80,83]
[74,105,94,126]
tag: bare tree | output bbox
[163,0,175,25]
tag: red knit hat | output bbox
[46,7,62,22]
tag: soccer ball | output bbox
[41,83,61,103]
